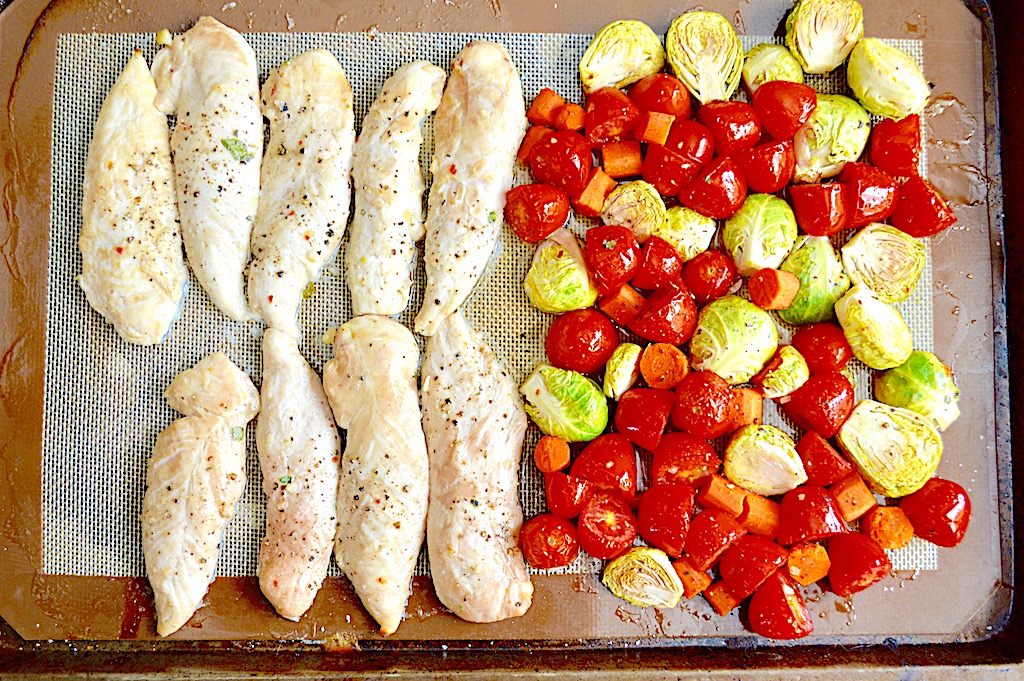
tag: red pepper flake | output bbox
[115,246,123,254]
[268,295,274,303]
[449,163,457,175]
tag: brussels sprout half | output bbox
[650,206,718,262]
[601,180,669,243]
[580,20,667,95]
[778,235,851,326]
[603,343,643,400]
[875,351,960,431]
[785,0,865,74]
[666,11,744,105]
[841,223,926,304]
[523,228,599,314]
[759,345,810,399]
[834,285,913,370]
[690,295,779,385]
[520,364,609,442]
[722,194,799,277]
[602,547,684,608]
[743,43,805,94]
[847,38,931,120]
[724,424,807,496]
[793,94,871,184]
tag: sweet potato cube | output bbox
[527,88,566,126]
[729,387,763,432]
[635,111,676,146]
[862,506,914,550]
[598,284,646,326]
[518,124,552,166]
[601,140,643,178]
[572,167,617,218]
[553,102,586,131]
[829,472,878,523]
[704,580,742,616]
[673,555,713,599]
[739,492,781,540]
[697,474,748,518]
[786,542,831,586]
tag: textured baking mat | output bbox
[44,30,934,579]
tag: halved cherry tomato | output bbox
[585,86,642,146]
[628,280,698,345]
[827,532,891,597]
[681,249,738,304]
[544,308,618,375]
[527,130,591,198]
[651,432,721,485]
[614,388,675,452]
[776,486,849,546]
[789,183,849,237]
[503,184,570,243]
[630,73,692,118]
[891,174,958,238]
[577,491,638,560]
[733,140,796,194]
[584,224,642,295]
[545,471,594,520]
[839,162,897,228]
[678,157,747,219]
[665,119,715,166]
[791,322,853,374]
[748,570,814,640]
[870,113,921,177]
[638,482,695,557]
[671,370,735,440]
[696,101,761,156]
[718,534,789,599]
[684,508,747,571]
[899,477,971,548]
[642,144,701,197]
[781,372,855,438]
[751,80,817,141]
[631,236,684,290]
[519,514,579,569]
[796,431,854,487]
[571,433,637,500]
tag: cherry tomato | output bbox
[681,249,738,304]
[630,73,692,118]
[748,570,814,640]
[544,309,618,375]
[638,482,695,557]
[839,162,897,228]
[751,80,818,141]
[781,372,855,438]
[614,388,675,452]
[719,534,789,599]
[684,508,747,571]
[585,86,642,146]
[584,224,642,295]
[891,174,958,238]
[527,130,591,198]
[696,101,761,156]
[503,184,570,243]
[641,144,701,197]
[519,514,580,569]
[631,236,684,290]
[733,140,796,194]
[652,432,721,485]
[776,486,849,546]
[791,322,853,375]
[577,491,638,560]
[571,433,637,500]
[796,431,854,487]
[544,471,594,520]
[678,157,747,219]
[671,370,735,440]
[788,183,849,237]
[827,532,891,597]
[665,119,715,166]
[628,281,698,345]
[899,477,971,548]
[869,113,921,177]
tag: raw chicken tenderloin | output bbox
[346,61,445,316]
[322,315,429,636]
[420,311,533,622]
[152,17,261,321]
[256,328,340,621]
[413,42,527,336]
[78,52,187,345]
[249,50,355,336]
[141,353,260,637]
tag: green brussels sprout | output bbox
[520,364,608,442]
[722,194,799,277]
[724,424,807,496]
[600,180,668,243]
[778,235,851,325]
[841,223,925,303]
[834,285,913,370]
[847,38,930,120]
[758,345,810,399]
[742,43,805,94]
[785,0,865,74]
[650,206,718,262]
[690,295,779,385]
[793,94,871,183]
[665,11,743,105]
[580,20,667,95]
[874,351,960,431]
[836,399,943,497]
[523,228,599,314]
[602,547,684,608]
[603,343,642,400]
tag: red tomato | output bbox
[718,534,789,599]
[544,309,618,375]
[751,80,818,141]
[652,432,721,485]
[614,388,675,452]
[733,140,796,194]
[789,183,849,237]
[680,249,738,304]
[782,372,855,438]
[638,482,695,557]
[503,184,570,243]
[545,471,595,520]
[796,432,854,487]
[677,157,747,219]
[628,281,698,345]
[571,433,637,499]
[776,486,849,546]
[665,119,715,166]
[899,477,971,548]
[827,532,891,597]
[684,508,747,571]
[671,371,735,440]
[631,236,684,290]
[641,144,702,197]
[630,73,692,118]
[791,322,853,374]
[891,175,958,238]
[839,162,897,228]
[748,570,814,640]
[585,86,642,146]
[870,113,921,177]
[527,130,591,198]
[584,224,642,295]
[519,514,580,569]
[696,101,761,156]
[577,491,638,560]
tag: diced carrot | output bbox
[748,268,801,311]
[786,542,831,586]
[527,88,566,126]
[553,102,586,132]
[739,492,781,540]
[601,140,643,179]
[673,555,713,599]
[572,167,617,218]
[703,580,742,616]
[640,343,690,390]
[697,474,748,518]
[828,472,878,523]
[517,125,552,166]
[635,111,676,146]
[598,283,646,326]
[534,435,570,473]
[728,387,763,432]
[862,506,914,550]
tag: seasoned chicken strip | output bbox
[78,52,186,345]
[249,50,355,336]
[346,61,445,316]
[322,315,428,636]
[413,41,527,336]
[420,311,533,623]
[152,17,261,321]
[141,353,260,637]
[256,328,340,621]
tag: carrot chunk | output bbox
[829,472,878,523]
[635,111,676,146]
[739,492,781,540]
[553,102,586,132]
[703,580,742,616]
[697,474,748,518]
[862,506,914,550]
[598,283,646,326]
[517,125,552,166]
[748,268,801,311]
[786,541,831,586]
[728,387,763,432]
[527,88,566,127]
[572,167,617,218]
[601,140,643,179]
[640,343,690,390]
[673,555,713,598]
[534,435,571,473]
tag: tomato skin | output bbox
[790,322,853,375]
[796,431,855,487]
[614,388,675,452]
[678,157,747,219]
[642,144,702,197]
[748,570,814,640]
[782,372,855,438]
[665,119,715,166]
[577,491,639,560]
[503,184,570,243]
[519,514,580,569]
[719,534,789,599]
[839,162,897,228]
[638,482,695,557]
[751,80,818,141]
[631,236,684,290]
[733,140,796,194]
[545,472,595,520]
[652,432,721,485]
[684,508,747,571]
[789,183,850,237]
[827,532,891,597]
[527,130,592,198]
[585,224,642,295]
[571,433,638,500]
[891,175,958,238]
[585,86,642,146]
[630,73,692,118]
[899,477,971,548]
[628,281,698,345]
[545,309,618,375]
[680,249,738,304]
[696,101,761,156]
[671,370,736,440]
[776,486,849,546]
[870,113,921,177]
